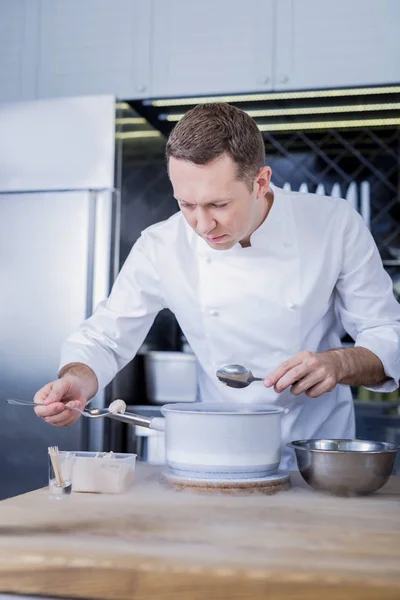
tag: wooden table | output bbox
[0,464,399,600]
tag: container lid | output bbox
[161,402,283,415]
[145,351,196,362]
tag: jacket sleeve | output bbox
[59,233,165,391]
[335,205,400,392]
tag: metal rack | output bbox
[354,401,400,409]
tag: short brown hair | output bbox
[166,103,265,189]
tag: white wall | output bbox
[0,0,399,103]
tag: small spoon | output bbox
[216,364,264,389]
[6,398,110,419]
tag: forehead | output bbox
[169,154,239,186]
[168,154,245,202]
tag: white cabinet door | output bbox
[152,0,273,98]
[0,0,39,102]
[275,0,400,90]
[37,0,152,99]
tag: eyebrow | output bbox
[175,198,231,206]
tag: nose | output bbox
[196,210,216,236]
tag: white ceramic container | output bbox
[145,351,198,404]
[160,403,283,479]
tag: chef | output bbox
[34,103,400,469]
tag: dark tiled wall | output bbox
[113,154,181,406]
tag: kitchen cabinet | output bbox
[0,464,399,599]
[274,0,400,91]
[150,0,400,99]
[151,0,274,98]
[0,0,39,103]
[1,0,399,104]
[0,0,153,104]
[36,0,152,100]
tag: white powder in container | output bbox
[72,452,136,494]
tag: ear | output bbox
[255,166,272,198]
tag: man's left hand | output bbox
[264,351,343,398]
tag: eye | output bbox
[180,203,195,210]
[213,203,228,208]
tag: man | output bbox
[34,103,400,469]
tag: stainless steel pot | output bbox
[111,402,283,479]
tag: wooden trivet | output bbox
[162,470,291,495]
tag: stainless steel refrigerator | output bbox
[0,94,119,499]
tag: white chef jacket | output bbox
[60,184,400,469]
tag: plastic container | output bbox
[135,427,166,465]
[71,452,136,494]
[128,405,166,466]
[144,351,198,404]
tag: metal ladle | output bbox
[216,364,264,389]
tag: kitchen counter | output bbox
[0,464,399,600]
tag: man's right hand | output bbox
[34,376,87,427]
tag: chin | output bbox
[206,239,236,250]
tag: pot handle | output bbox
[106,411,166,431]
[148,417,166,432]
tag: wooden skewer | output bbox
[48,446,64,487]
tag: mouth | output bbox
[205,234,227,243]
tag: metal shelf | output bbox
[383,260,400,266]
[354,401,400,409]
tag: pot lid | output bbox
[161,402,283,415]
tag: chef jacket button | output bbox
[288,301,297,310]
[204,256,212,264]
[284,241,292,248]
[283,408,290,414]
[208,309,219,317]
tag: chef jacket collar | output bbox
[183,183,285,254]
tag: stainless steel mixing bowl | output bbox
[287,439,400,496]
